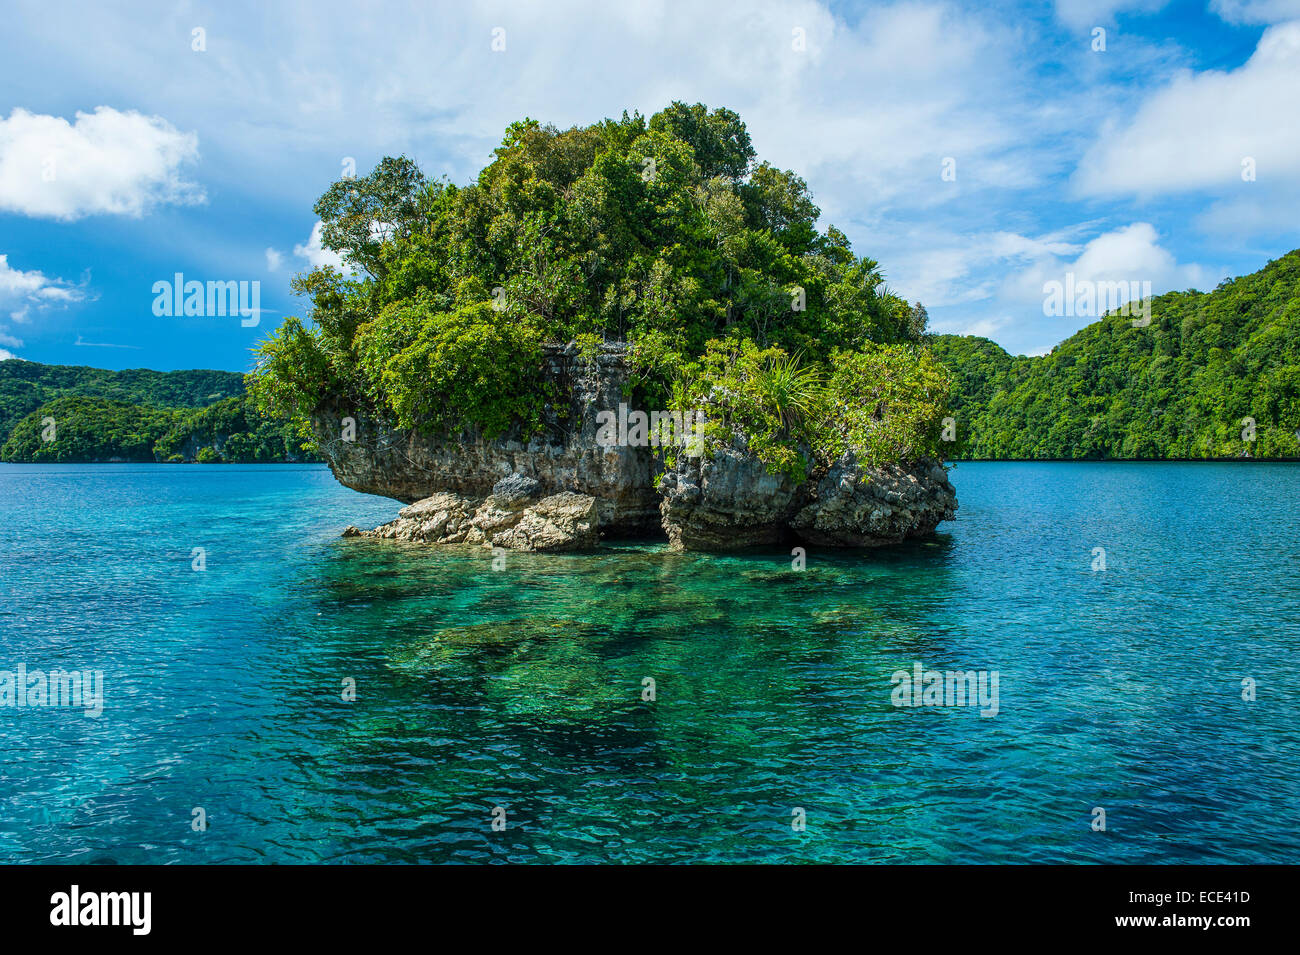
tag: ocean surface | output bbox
[1,461,1297,864]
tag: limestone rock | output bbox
[347,490,599,552]
[324,340,959,553]
[312,343,659,534]
[658,438,804,550]
[490,472,542,505]
[358,491,478,543]
[492,492,599,552]
[789,455,957,546]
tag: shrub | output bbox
[820,345,952,466]
[354,299,545,438]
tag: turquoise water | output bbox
[1,461,1297,864]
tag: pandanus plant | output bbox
[752,350,824,433]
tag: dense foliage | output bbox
[251,102,944,474]
[669,341,950,479]
[3,396,177,463]
[13,243,1298,465]
[0,359,244,444]
[0,361,315,463]
[932,250,1300,459]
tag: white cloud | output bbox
[887,225,1091,308]
[0,250,88,360]
[0,1,1052,225]
[294,221,347,271]
[0,253,86,320]
[930,312,1014,338]
[1194,182,1300,236]
[0,106,204,219]
[0,0,1283,363]
[732,2,1042,214]
[921,222,1218,355]
[1073,21,1300,200]
[1001,222,1214,305]
[1211,0,1300,23]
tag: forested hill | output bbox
[931,250,1300,460]
[0,360,314,463]
[0,360,244,440]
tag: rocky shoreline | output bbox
[325,343,957,552]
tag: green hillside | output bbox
[0,361,315,463]
[931,250,1300,459]
[0,360,244,441]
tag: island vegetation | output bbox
[0,360,314,463]
[249,102,948,480]
[932,249,1300,459]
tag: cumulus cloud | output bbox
[887,225,1091,309]
[1072,21,1300,204]
[0,253,86,320]
[293,221,347,271]
[0,0,1283,360]
[917,223,1217,354]
[1001,222,1215,306]
[1211,0,1300,23]
[0,1,1054,227]
[0,106,204,219]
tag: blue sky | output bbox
[1,0,1298,371]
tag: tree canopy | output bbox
[251,102,945,474]
[932,250,1300,459]
[0,360,314,463]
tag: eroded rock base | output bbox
[344,476,600,552]
[346,454,957,553]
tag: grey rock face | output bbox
[789,454,957,546]
[312,343,658,534]
[657,438,957,551]
[658,438,805,550]
[490,472,542,504]
[323,342,958,551]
